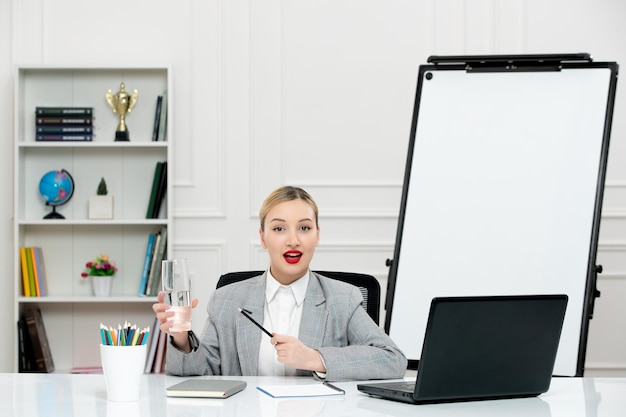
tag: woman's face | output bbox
[259,199,320,285]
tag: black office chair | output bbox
[216,270,381,325]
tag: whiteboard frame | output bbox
[384,54,619,377]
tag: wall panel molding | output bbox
[174,209,226,219]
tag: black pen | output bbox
[323,381,345,395]
[238,307,273,338]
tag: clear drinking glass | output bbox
[161,258,192,332]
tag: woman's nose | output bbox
[286,231,299,246]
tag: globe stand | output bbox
[43,205,65,220]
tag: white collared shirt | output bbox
[257,270,309,376]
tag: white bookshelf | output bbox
[13,66,172,372]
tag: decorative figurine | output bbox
[105,82,138,141]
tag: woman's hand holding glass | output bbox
[152,290,199,352]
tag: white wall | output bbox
[1,0,625,375]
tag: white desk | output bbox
[1,373,624,417]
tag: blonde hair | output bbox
[259,186,319,231]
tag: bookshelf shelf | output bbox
[13,66,173,373]
[18,219,168,226]
[17,296,158,303]
[18,141,168,149]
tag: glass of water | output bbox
[161,258,192,332]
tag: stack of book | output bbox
[138,226,168,297]
[19,247,48,297]
[35,106,94,141]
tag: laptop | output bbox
[358,294,568,404]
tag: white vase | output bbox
[89,195,114,219]
[91,275,113,297]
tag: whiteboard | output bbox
[385,56,618,377]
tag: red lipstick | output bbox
[283,250,302,264]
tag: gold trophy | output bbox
[105,82,138,141]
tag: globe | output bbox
[39,169,75,219]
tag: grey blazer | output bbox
[165,271,407,381]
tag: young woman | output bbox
[153,186,407,381]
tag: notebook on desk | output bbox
[358,294,568,404]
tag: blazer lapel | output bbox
[235,275,266,375]
[299,273,328,349]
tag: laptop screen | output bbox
[414,294,568,402]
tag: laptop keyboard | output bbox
[374,381,415,392]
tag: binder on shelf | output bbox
[157,90,168,141]
[24,308,55,373]
[146,161,165,218]
[152,95,163,141]
[152,161,168,218]
[139,233,157,296]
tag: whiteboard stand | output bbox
[384,53,619,377]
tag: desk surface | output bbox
[1,373,625,417]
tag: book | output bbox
[157,90,168,141]
[138,233,157,295]
[143,232,162,297]
[24,247,37,297]
[146,161,164,218]
[19,247,31,297]
[17,318,35,372]
[152,331,167,373]
[146,226,168,296]
[36,126,93,134]
[36,134,93,142]
[35,106,93,117]
[152,161,168,218]
[29,248,41,297]
[152,95,163,141]
[33,247,49,297]
[166,380,248,399]
[144,317,161,373]
[24,308,55,373]
[36,117,93,125]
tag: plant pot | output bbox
[91,275,113,297]
[89,195,114,219]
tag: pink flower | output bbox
[81,254,118,278]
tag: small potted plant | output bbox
[89,177,114,219]
[81,254,118,296]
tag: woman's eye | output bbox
[300,226,311,231]
[272,226,284,232]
